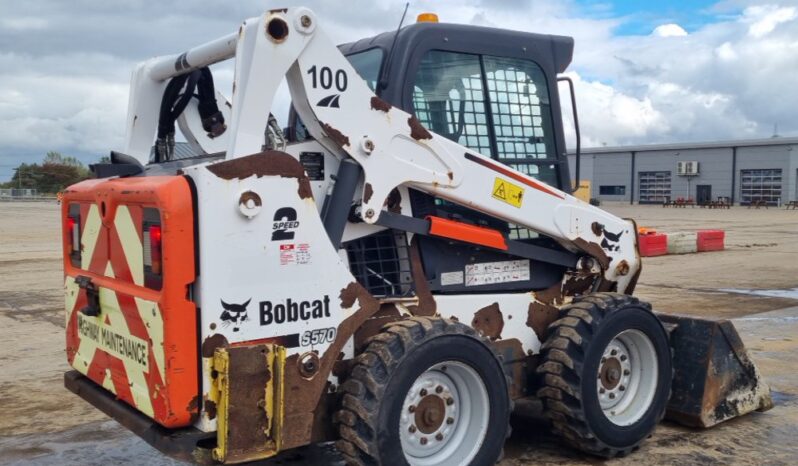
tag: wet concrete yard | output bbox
[1,202,797,465]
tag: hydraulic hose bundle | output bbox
[154,67,226,162]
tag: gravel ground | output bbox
[1,201,796,465]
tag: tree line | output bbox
[1,152,104,194]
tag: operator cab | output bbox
[291,20,574,192]
[290,20,576,297]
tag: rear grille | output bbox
[345,230,414,297]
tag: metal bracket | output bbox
[211,344,286,464]
[75,275,101,317]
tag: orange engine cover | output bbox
[62,175,198,428]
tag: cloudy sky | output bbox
[2,0,798,180]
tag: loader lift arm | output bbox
[125,7,639,293]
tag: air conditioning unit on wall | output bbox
[677,161,699,176]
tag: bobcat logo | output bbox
[220,299,251,332]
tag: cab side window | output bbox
[412,51,558,187]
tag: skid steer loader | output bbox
[61,7,772,465]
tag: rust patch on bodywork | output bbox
[321,122,350,148]
[527,302,560,341]
[187,394,200,412]
[204,398,217,420]
[339,281,361,309]
[385,188,402,213]
[408,116,432,140]
[363,183,374,204]
[187,395,201,423]
[206,150,313,200]
[282,282,380,449]
[471,302,504,340]
[201,333,229,358]
[370,96,392,112]
[573,237,611,270]
[616,259,630,276]
[354,303,402,351]
[527,283,565,341]
[407,236,437,316]
[562,273,595,296]
[224,345,273,457]
[491,338,527,399]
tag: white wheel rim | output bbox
[596,329,658,426]
[399,361,490,466]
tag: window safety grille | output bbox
[345,230,414,297]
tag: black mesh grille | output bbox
[345,230,414,297]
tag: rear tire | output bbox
[536,293,671,457]
[335,317,511,466]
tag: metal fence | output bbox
[0,188,55,202]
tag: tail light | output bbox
[143,208,163,290]
[67,204,81,266]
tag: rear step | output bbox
[657,314,774,428]
[64,371,215,463]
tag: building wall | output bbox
[568,141,798,205]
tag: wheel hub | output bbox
[600,358,623,390]
[415,395,446,434]
[596,329,659,426]
[399,361,490,465]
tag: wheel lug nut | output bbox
[624,369,630,376]
[446,397,454,406]
[610,349,617,356]
[436,385,443,394]
[599,388,605,394]
[601,357,607,363]
[409,405,416,413]
[409,425,416,433]
[620,355,627,362]
[609,392,616,399]
[435,433,443,441]
[446,417,454,424]
[619,385,626,391]
[420,437,428,445]
[420,389,427,396]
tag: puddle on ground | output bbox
[720,287,798,300]
[771,391,798,405]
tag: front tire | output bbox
[335,317,511,466]
[536,293,672,457]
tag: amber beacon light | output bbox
[417,12,439,23]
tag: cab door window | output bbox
[412,51,492,157]
[412,51,558,187]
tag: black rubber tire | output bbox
[334,317,511,466]
[536,292,672,457]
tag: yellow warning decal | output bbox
[492,177,524,208]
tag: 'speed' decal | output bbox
[272,207,299,241]
[259,296,331,325]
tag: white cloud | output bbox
[2,1,798,181]
[745,5,797,37]
[652,23,689,37]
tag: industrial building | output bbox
[568,137,798,205]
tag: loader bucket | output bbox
[656,313,773,428]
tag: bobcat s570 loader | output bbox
[62,7,772,465]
